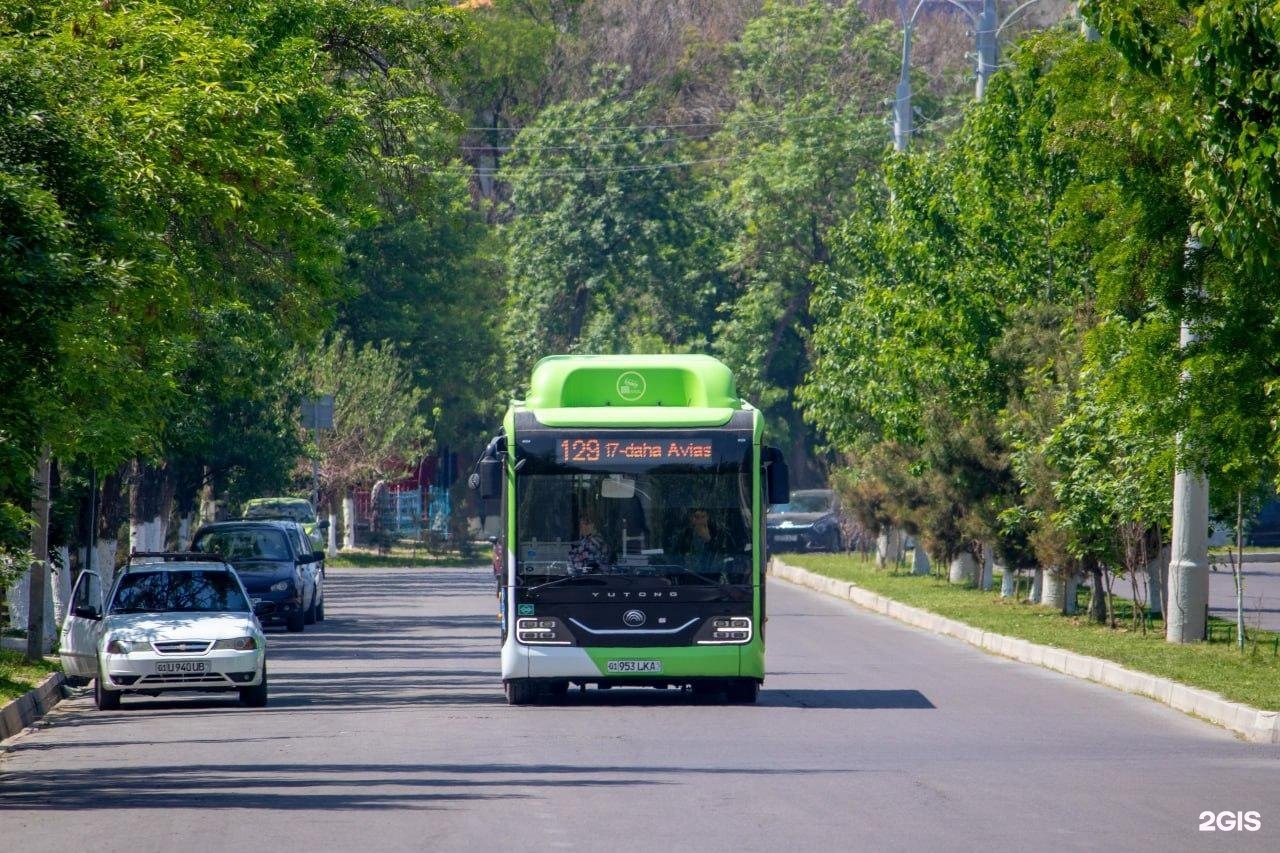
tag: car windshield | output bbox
[109,570,249,614]
[772,492,833,514]
[244,502,315,523]
[192,528,291,560]
[514,432,753,588]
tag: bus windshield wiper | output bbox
[524,572,610,592]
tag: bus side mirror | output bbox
[477,458,503,500]
[762,446,790,505]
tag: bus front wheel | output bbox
[726,679,759,704]
[504,679,536,706]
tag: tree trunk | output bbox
[948,551,978,585]
[26,449,52,659]
[95,465,128,589]
[51,546,71,632]
[327,510,339,556]
[1064,572,1079,615]
[1000,565,1017,598]
[1040,567,1068,612]
[130,460,174,553]
[876,526,904,569]
[1087,561,1107,624]
[911,544,930,576]
[1145,544,1170,617]
[980,544,994,591]
[343,491,356,551]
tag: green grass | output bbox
[326,544,491,569]
[0,648,60,706]
[786,552,1280,712]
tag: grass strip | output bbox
[786,552,1280,712]
[0,649,60,707]
[327,546,491,569]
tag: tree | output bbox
[711,0,899,482]
[501,73,725,385]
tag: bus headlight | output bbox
[516,617,573,645]
[696,616,753,644]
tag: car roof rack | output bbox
[127,551,233,567]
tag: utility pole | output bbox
[975,0,998,101]
[1166,236,1209,643]
[26,449,51,661]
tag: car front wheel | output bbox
[239,665,268,707]
[95,675,121,711]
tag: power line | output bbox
[462,110,850,135]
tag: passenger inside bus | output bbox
[673,507,735,574]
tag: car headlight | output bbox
[212,636,259,651]
[270,580,291,592]
[516,617,573,645]
[106,639,151,654]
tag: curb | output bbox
[771,559,1280,745]
[0,672,67,744]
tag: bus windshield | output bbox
[514,432,753,587]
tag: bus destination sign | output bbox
[558,437,714,465]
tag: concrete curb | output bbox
[771,559,1280,745]
[0,672,66,744]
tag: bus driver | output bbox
[568,509,608,573]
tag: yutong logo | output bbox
[616,371,646,401]
[591,591,678,599]
[623,609,647,627]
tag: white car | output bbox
[60,554,269,710]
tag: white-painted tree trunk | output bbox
[1041,567,1068,612]
[911,545,931,576]
[1000,566,1017,598]
[51,546,71,631]
[177,511,196,551]
[981,546,994,591]
[327,511,338,556]
[876,527,904,568]
[1064,572,1080,615]
[95,539,118,590]
[342,494,356,550]
[1146,544,1170,617]
[1030,568,1043,603]
[948,551,978,585]
[7,568,57,645]
[130,517,166,554]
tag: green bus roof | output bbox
[521,354,747,427]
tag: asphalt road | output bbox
[1,566,1277,852]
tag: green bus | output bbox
[473,354,789,705]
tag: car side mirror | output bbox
[762,446,790,505]
[311,552,326,563]
[73,605,102,620]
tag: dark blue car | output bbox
[190,520,321,632]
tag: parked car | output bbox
[766,488,843,553]
[243,496,328,552]
[190,520,320,632]
[1246,498,1280,547]
[280,519,325,623]
[59,553,268,710]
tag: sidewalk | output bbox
[0,672,66,744]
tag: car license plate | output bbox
[154,660,210,674]
[606,660,662,673]
[775,534,798,542]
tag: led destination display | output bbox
[558,437,714,465]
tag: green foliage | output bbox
[301,332,431,490]
[712,0,898,472]
[501,73,725,385]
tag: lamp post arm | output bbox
[934,0,979,26]
[997,0,1047,37]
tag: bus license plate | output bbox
[155,661,209,674]
[606,660,661,673]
